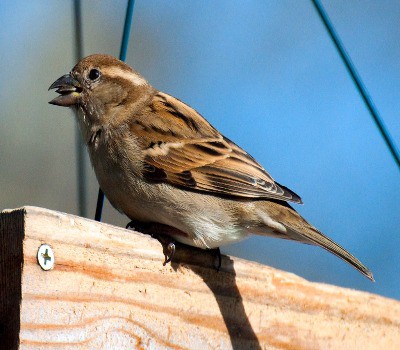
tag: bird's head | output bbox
[49,54,151,126]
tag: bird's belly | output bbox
[115,182,248,249]
[92,157,247,248]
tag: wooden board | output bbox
[0,206,399,349]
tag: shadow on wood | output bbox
[170,244,261,349]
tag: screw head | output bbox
[37,244,55,271]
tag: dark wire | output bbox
[311,0,400,170]
[95,0,136,222]
[119,0,136,62]
[73,0,87,217]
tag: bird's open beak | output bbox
[48,74,82,107]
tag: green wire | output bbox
[311,0,400,171]
[73,0,87,217]
[95,0,136,222]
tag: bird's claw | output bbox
[163,242,176,266]
[125,220,135,230]
[125,220,177,265]
[125,220,150,232]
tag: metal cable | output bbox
[95,0,136,221]
[73,0,87,217]
[311,0,400,170]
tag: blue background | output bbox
[1,1,399,300]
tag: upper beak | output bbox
[48,74,82,107]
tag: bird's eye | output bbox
[88,68,100,81]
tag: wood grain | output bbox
[0,206,399,349]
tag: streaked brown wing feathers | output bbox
[134,92,302,203]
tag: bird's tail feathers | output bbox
[255,203,374,281]
[284,223,374,281]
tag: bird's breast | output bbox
[87,126,146,212]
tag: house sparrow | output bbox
[49,54,373,281]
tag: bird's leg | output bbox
[126,220,183,265]
[125,219,151,231]
[153,235,176,266]
[165,242,176,265]
[127,221,222,269]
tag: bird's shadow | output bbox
[163,242,262,350]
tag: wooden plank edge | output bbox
[0,206,399,350]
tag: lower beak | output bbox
[48,74,82,107]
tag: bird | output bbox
[49,53,373,281]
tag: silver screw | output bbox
[37,244,55,271]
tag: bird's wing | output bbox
[130,92,302,203]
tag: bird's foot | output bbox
[125,220,178,265]
[164,241,176,266]
[125,220,151,232]
[150,232,176,266]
